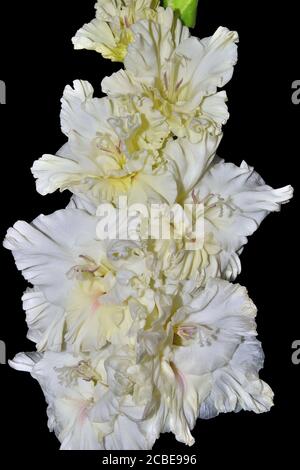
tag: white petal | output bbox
[67,194,97,215]
[172,279,257,376]
[9,352,42,372]
[125,7,189,79]
[195,159,293,253]
[102,69,149,96]
[3,208,104,306]
[199,339,274,417]
[22,288,65,351]
[165,137,220,201]
[175,27,238,105]
[104,415,150,450]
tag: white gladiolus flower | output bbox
[4,208,155,353]
[9,348,160,449]
[182,159,293,280]
[72,0,159,62]
[32,80,174,205]
[192,159,293,240]
[144,146,293,283]
[102,8,237,143]
[135,278,274,445]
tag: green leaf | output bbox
[163,0,199,28]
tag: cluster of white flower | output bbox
[4,1,293,450]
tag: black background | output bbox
[0,0,299,464]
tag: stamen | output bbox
[204,194,237,218]
[176,325,198,340]
[55,360,107,387]
[66,255,101,280]
[192,190,200,204]
[163,72,168,90]
[97,145,114,154]
[175,78,183,90]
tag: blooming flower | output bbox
[72,0,159,62]
[135,278,274,445]
[182,158,293,280]
[9,347,159,449]
[4,207,154,352]
[32,80,176,206]
[102,8,238,144]
[146,141,293,282]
